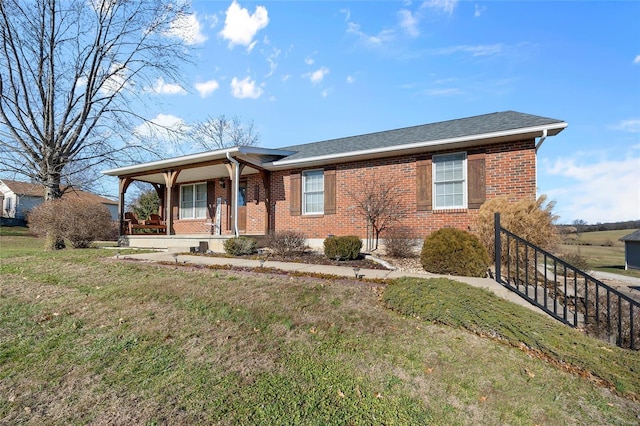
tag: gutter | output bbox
[226,152,240,237]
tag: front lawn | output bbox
[1,230,639,424]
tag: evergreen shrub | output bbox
[324,235,362,260]
[420,228,489,277]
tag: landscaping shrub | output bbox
[223,236,257,256]
[28,196,113,249]
[558,252,591,273]
[476,194,559,260]
[323,235,362,260]
[383,227,419,258]
[420,228,489,277]
[266,230,309,256]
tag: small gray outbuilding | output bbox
[620,230,640,270]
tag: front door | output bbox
[237,181,247,233]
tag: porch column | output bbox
[224,159,245,236]
[163,170,180,236]
[259,170,271,234]
[118,177,133,235]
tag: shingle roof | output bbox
[0,179,43,197]
[0,179,117,205]
[278,110,565,161]
[620,230,640,242]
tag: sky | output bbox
[135,0,639,225]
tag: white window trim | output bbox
[302,169,324,215]
[179,182,207,219]
[432,152,467,210]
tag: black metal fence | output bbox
[494,213,639,350]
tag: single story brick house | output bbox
[0,179,118,223]
[102,110,567,251]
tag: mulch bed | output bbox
[189,251,391,270]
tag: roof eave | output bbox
[265,122,567,170]
[101,146,297,177]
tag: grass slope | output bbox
[1,228,639,424]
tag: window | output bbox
[433,152,467,209]
[180,183,207,219]
[303,170,324,214]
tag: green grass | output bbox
[561,229,640,278]
[1,229,639,424]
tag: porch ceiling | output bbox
[131,163,259,185]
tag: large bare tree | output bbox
[0,0,192,200]
[189,114,260,151]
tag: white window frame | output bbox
[433,152,467,210]
[302,169,324,215]
[180,182,207,219]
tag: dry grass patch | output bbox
[1,231,640,424]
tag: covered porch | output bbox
[102,147,294,248]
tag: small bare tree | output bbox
[346,179,407,251]
[189,115,260,151]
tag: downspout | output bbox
[534,128,549,197]
[534,128,548,152]
[226,152,240,237]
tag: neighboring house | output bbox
[620,230,640,271]
[102,110,568,250]
[0,179,119,221]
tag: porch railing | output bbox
[494,213,639,350]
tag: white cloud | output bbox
[194,80,220,98]
[100,62,128,96]
[305,57,315,65]
[306,67,329,85]
[634,55,640,64]
[220,0,269,51]
[422,0,458,15]
[426,87,463,96]
[612,119,640,133]
[133,114,189,154]
[347,22,395,47]
[265,47,281,78]
[346,75,355,84]
[435,44,504,57]
[542,155,640,223]
[398,9,419,37]
[230,76,263,99]
[167,13,207,45]
[474,4,486,17]
[149,78,186,95]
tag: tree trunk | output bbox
[43,170,65,249]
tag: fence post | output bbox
[494,212,501,284]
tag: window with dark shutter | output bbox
[324,169,336,215]
[416,158,432,211]
[289,172,301,216]
[467,153,486,209]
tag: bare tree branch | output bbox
[189,114,260,151]
[0,0,192,199]
[345,178,408,251]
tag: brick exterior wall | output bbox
[167,139,536,240]
[271,139,536,239]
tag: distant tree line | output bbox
[557,219,640,234]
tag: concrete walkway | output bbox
[119,251,548,316]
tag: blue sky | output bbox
[137,0,640,224]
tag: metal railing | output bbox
[494,213,639,350]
